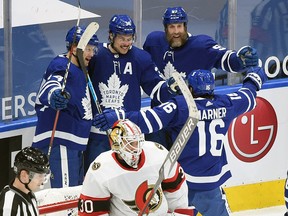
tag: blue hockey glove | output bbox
[243,66,267,91]
[166,77,181,95]
[49,89,70,110]
[92,108,126,131]
[237,46,259,68]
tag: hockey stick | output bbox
[75,22,101,113]
[76,22,113,140]
[47,0,82,159]
[138,72,199,216]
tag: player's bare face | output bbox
[166,23,187,48]
[113,34,133,54]
[83,45,97,66]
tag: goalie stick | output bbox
[138,72,199,216]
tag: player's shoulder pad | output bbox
[143,141,167,152]
[153,142,167,151]
[91,161,101,171]
[144,31,166,46]
[146,31,165,40]
[90,150,114,171]
[191,34,217,47]
[47,56,69,74]
[133,46,153,62]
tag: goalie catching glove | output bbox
[237,45,259,68]
[49,89,71,110]
[93,108,125,131]
[243,66,267,91]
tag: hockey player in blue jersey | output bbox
[85,14,178,173]
[144,6,258,78]
[32,26,98,188]
[93,66,267,216]
[143,6,260,149]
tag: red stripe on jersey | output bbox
[161,163,186,192]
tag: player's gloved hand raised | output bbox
[237,46,259,68]
[166,77,181,95]
[49,89,70,110]
[243,66,267,91]
[92,108,126,131]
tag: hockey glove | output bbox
[237,46,259,68]
[49,89,70,110]
[92,108,126,131]
[243,66,267,91]
[166,77,181,95]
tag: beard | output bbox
[166,32,188,48]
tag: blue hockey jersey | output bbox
[123,81,258,190]
[88,43,172,137]
[143,31,244,80]
[33,55,92,151]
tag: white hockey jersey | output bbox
[78,141,188,215]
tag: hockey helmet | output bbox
[14,147,50,175]
[187,69,215,96]
[162,6,188,26]
[109,119,144,168]
[109,14,136,35]
[65,26,99,50]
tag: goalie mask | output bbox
[109,119,144,168]
[187,69,215,97]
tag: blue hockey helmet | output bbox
[187,69,215,96]
[65,26,99,50]
[109,14,136,35]
[162,6,188,26]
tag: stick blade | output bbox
[77,22,99,51]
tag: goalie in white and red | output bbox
[78,119,193,216]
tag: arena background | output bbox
[1,0,287,214]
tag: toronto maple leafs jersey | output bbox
[143,31,244,80]
[79,141,188,216]
[88,43,172,111]
[32,55,92,151]
[123,81,258,190]
[88,42,173,137]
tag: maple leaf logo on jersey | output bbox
[163,62,186,80]
[81,86,92,120]
[99,73,128,108]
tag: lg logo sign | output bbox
[228,97,277,162]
